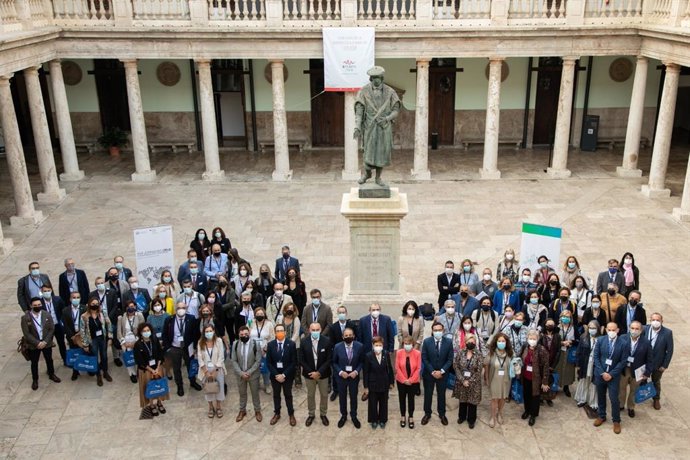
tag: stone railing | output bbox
[1,0,689,32]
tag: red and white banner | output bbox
[323,27,375,92]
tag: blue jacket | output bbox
[593,334,629,382]
[643,325,674,370]
[333,341,364,376]
[274,256,300,282]
[449,294,479,317]
[625,335,654,377]
[358,314,395,354]
[492,290,521,315]
[421,336,453,379]
[177,261,206,285]
[266,339,298,379]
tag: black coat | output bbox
[437,272,462,307]
[133,337,164,370]
[614,304,647,335]
[162,314,200,351]
[61,305,84,344]
[363,351,394,392]
[40,296,66,326]
[300,336,332,379]
[328,320,358,346]
[58,270,90,305]
[266,339,298,379]
[89,288,121,326]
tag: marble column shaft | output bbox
[548,57,577,178]
[197,59,224,181]
[480,58,503,180]
[270,60,292,181]
[24,66,66,203]
[49,59,84,181]
[342,91,359,180]
[618,56,647,177]
[122,59,156,182]
[412,58,431,180]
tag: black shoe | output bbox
[130,375,138,384]
[352,417,361,429]
[521,411,529,420]
[321,416,329,426]
[177,386,184,397]
[628,409,635,418]
[71,370,79,381]
[87,372,96,377]
[31,380,38,391]
[577,402,585,408]
[528,416,536,426]
[440,415,448,426]
[457,417,465,425]
[190,381,202,391]
[305,416,315,427]
[338,417,347,428]
[468,421,475,429]
[421,415,431,425]
[546,400,553,407]
[330,392,338,402]
[114,358,123,367]
[49,374,61,383]
[564,386,571,397]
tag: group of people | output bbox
[17,236,674,432]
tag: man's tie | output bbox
[192,275,196,287]
[373,318,378,336]
[278,342,283,354]
[436,340,441,354]
[346,346,352,361]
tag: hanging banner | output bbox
[323,27,375,92]
[133,225,174,293]
[519,222,562,275]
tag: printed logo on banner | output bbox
[323,27,375,92]
[133,225,175,293]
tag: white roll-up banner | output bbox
[519,222,562,275]
[133,225,175,293]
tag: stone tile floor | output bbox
[0,144,688,458]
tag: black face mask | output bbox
[481,305,491,311]
[549,280,558,286]
[255,316,265,322]
[242,301,251,306]
[109,275,118,282]
[559,296,569,302]
[343,337,354,344]
[629,300,638,307]
[261,272,269,278]
[607,289,616,296]
[202,312,210,318]
[460,292,468,298]
[89,304,99,311]
[32,306,42,313]
[466,342,476,350]
[240,336,250,343]
[503,285,511,291]
[285,310,294,317]
[219,282,228,288]
[546,325,555,331]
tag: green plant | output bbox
[97,127,128,149]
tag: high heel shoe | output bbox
[408,418,414,429]
[400,418,406,428]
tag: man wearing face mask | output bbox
[17,262,53,312]
[618,321,652,418]
[329,306,356,401]
[105,255,133,281]
[596,259,625,296]
[359,303,395,356]
[39,284,67,365]
[162,303,202,396]
[437,260,461,308]
[614,290,646,336]
[231,326,263,422]
[302,289,333,337]
[514,269,538,307]
[204,244,228,290]
[175,279,205,319]
[59,258,89,306]
[266,282,293,322]
[457,285,480,317]
[62,291,85,380]
[22,297,62,390]
[90,275,123,365]
[106,267,130,314]
[435,299,460,342]
[593,322,628,434]
[333,327,364,428]
[301,323,332,427]
[124,276,151,316]
[471,268,498,298]
[274,245,300,283]
[177,250,207,285]
[644,313,673,410]
[421,322,453,426]
[266,323,298,426]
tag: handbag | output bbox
[188,357,199,379]
[445,372,456,390]
[74,354,99,373]
[259,356,268,375]
[145,377,170,399]
[66,348,84,368]
[567,347,578,365]
[17,338,30,361]
[550,372,560,392]
[123,350,136,367]
[634,382,657,404]
[203,378,220,394]
[511,378,524,404]
[72,332,84,349]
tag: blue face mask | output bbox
[190,268,198,275]
[338,313,347,321]
[433,331,443,340]
[30,269,40,277]
[311,331,321,340]
[312,298,321,306]
[561,317,571,325]
[205,331,214,340]
[463,266,471,273]
[567,262,576,269]
[497,342,506,350]
[71,298,81,306]
[608,267,617,275]
[513,321,523,328]
[530,298,539,305]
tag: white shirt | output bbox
[70,306,80,330]
[31,311,43,340]
[173,316,185,347]
[183,293,201,318]
[44,299,58,324]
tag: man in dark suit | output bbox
[186,261,209,297]
[596,259,625,295]
[107,255,133,282]
[329,305,357,401]
[593,322,629,434]
[619,321,653,417]
[40,284,67,365]
[90,275,124,366]
[644,312,674,410]
[17,261,52,312]
[421,322,454,426]
[266,323,298,426]
[274,245,300,282]
[62,292,84,380]
[614,290,646,335]
[177,249,206,285]
[123,276,152,315]
[21,297,61,390]
[58,258,89,305]
[437,260,461,308]
[300,322,332,427]
[333,327,363,429]
[162,302,202,396]
[358,303,394,355]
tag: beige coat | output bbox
[197,337,227,378]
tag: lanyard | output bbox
[648,328,659,347]
[144,341,153,358]
[72,308,80,326]
[206,345,214,363]
[627,307,635,325]
[30,277,43,289]
[497,354,507,369]
[127,315,135,332]
[30,313,42,337]
[256,322,265,339]
[312,307,319,323]
[176,318,185,337]
[461,273,470,285]
[630,338,639,356]
[213,256,222,271]
[608,339,616,359]
[561,325,572,340]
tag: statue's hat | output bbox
[367,66,385,77]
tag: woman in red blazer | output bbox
[395,336,421,429]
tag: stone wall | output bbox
[70,112,196,144]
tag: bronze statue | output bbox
[354,66,401,187]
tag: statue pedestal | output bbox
[340,187,408,316]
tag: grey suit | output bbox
[17,274,52,312]
[301,302,334,336]
[232,339,263,412]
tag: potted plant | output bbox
[98,127,128,157]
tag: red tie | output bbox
[373,318,378,336]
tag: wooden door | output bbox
[428,62,456,145]
[533,58,562,145]
[310,60,344,147]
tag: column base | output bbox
[37,188,66,204]
[131,170,157,182]
[342,170,361,181]
[547,167,572,178]
[410,169,431,180]
[272,169,293,181]
[10,211,45,227]
[640,185,671,198]
[0,237,13,255]
[672,207,690,222]
[60,170,85,182]
[202,170,226,182]
[616,167,643,178]
[479,168,501,180]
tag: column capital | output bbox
[663,62,681,73]
[0,74,14,84]
[49,58,62,65]
[195,59,212,67]
[635,55,648,63]
[562,56,579,64]
[120,59,138,68]
[24,66,41,75]
[415,58,431,65]
[488,57,505,63]
[269,59,285,66]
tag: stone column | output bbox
[617,56,648,178]
[121,59,156,182]
[412,58,431,180]
[196,59,225,181]
[49,59,84,182]
[548,57,577,178]
[0,75,44,227]
[270,60,292,181]
[480,57,504,180]
[0,220,13,254]
[672,152,690,221]
[342,91,360,180]
[24,66,66,203]
[642,62,680,198]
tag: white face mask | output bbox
[240,270,248,277]
[445,268,454,276]
[506,254,514,261]
[523,275,531,283]
[371,310,381,319]
[607,330,618,339]
[153,305,162,313]
[651,320,661,329]
[483,274,491,281]
[130,283,138,290]
[445,308,455,316]
[527,339,538,347]
[373,346,383,354]
[463,323,472,331]
[407,309,415,317]
[403,344,413,352]
[624,258,632,264]
[176,308,186,317]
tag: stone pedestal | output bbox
[616,166,643,178]
[341,188,408,312]
[0,223,14,255]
